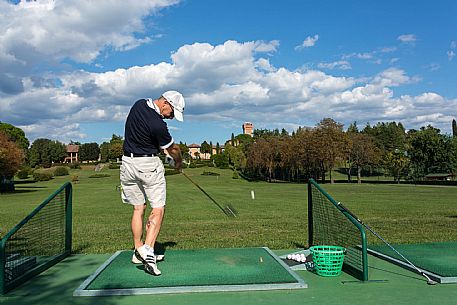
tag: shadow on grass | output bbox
[72,242,92,254]
[15,185,47,189]
[292,242,306,249]
[4,189,39,194]
[14,180,38,185]
[368,265,426,283]
[155,241,178,255]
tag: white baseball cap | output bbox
[162,90,185,121]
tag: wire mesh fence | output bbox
[308,179,368,281]
[0,182,72,294]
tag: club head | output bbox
[224,204,237,217]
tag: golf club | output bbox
[336,201,438,285]
[182,171,237,218]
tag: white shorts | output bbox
[120,155,166,208]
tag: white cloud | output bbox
[255,58,276,72]
[2,37,456,143]
[380,47,397,53]
[0,0,178,94]
[342,52,374,60]
[317,61,352,70]
[447,50,456,61]
[424,63,440,71]
[295,35,319,50]
[397,34,416,43]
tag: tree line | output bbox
[1,118,457,191]
[0,121,128,191]
[218,118,457,183]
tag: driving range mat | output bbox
[74,247,307,296]
[368,242,457,284]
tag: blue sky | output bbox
[0,0,456,146]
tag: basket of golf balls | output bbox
[309,245,346,277]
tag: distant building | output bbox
[188,144,202,159]
[64,144,79,163]
[242,122,253,137]
[425,173,454,181]
[187,143,224,160]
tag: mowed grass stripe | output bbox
[1,166,457,253]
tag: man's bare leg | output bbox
[132,204,147,249]
[144,207,165,249]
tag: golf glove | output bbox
[165,155,175,167]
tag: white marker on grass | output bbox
[251,190,255,200]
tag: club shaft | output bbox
[182,171,235,217]
[337,202,435,283]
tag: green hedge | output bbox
[33,171,53,181]
[68,162,82,169]
[89,173,111,178]
[201,171,220,176]
[16,169,29,179]
[53,166,69,176]
[108,163,120,169]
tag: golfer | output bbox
[120,90,184,275]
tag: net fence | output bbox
[308,179,368,281]
[1,182,72,294]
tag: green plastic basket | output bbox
[309,245,346,277]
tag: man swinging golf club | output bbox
[120,90,184,275]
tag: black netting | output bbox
[309,181,367,280]
[2,184,71,292]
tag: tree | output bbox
[109,134,124,160]
[384,150,409,183]
[246,137,281,182]
[347,121,359,135]
[235,134,254,151]
[224,143,247,170]
[0,122,29,151]
[0,131,24,192]
[363,121,406,153]
[200,140,211,158]
[79,143,100,162]
[28,138,66,167]
[216,142,221,155]
[253,128,281,139]
[211,153,229,168]
[99,142,110,162]
[349,133,380,183]
[109,143,124,161]
[407,125,452,179]
[315,118,350,184]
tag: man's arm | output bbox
[165,143,182,170]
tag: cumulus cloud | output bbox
[397,34,416,44]
[0,0,178,94]
[295,35,319,50]
[1,34,456,142]
[318,61,352,70]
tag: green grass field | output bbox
[1,165,457,254]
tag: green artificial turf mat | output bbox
[369,242,457,278]
[75,247,306,295]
